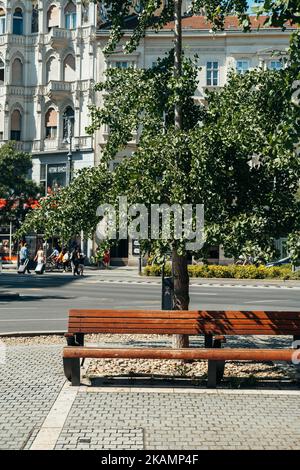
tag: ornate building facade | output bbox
[0,0,98,194]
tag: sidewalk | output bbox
[0,337,300,450]
[3,262,300,287]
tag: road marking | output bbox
[0,318,66,322]
[0,307,39,310]
[244,299,291,304]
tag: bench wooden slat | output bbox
[69,318,199,325]
[68,327,199,334]
[69,309,200,319]
[67,327,300,335]
[69,317,300,329]
[63,346,295,361]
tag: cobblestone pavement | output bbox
[0,341,300,450]
[0,344,65,450]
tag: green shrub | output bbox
[143,263,296,279]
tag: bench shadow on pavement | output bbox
[87,373,299,390]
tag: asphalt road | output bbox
[0,272,300,333]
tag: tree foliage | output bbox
[0,142,39,226]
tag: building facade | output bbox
[0,0,100,195]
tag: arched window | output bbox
[13,8,23,35]
[0,8,6,35]
[63,106,74,140]
[11,110,22,141]
[47,5,59,30]
[0,59,4,85]
[11,59,23,85]
[45,108,57,139]
[65,2,76,29]
[31,2,39,33]
[46,56,58,82]
[63,54,75,81]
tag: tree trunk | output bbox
[174,0,182,130]
[172,248,190,348]
[172,0,189,348]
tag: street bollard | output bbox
[161,276,174,310]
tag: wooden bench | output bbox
[63,309,300,387]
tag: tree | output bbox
[0,142,39,227]
[90,0,300,346]
[19,1,300,347]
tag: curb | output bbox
[0,330,65,338]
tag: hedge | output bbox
[143,263,300,280]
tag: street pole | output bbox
[66,118,72,187]
[9,221,12,261]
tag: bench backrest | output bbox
[67,309,300,336]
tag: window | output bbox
[65,2,76,29]
[40,163,67,195]
[63,106,75,140]
[236,60,249,75]
[45,108,57,139]
[46,56,58,82]
[0,60,4,85]
[31,2,39,33]
[11,59,23,85]
[13,8,23,35]
[47,5,59,30]
[0,8,6,35]
[115,61,129,69]
[63,54,75,81]
[10,110,22,141]
[206,61,219,86]
[269,60,282,71]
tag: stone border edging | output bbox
[0,330,65,337]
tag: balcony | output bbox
[46,27,76,49]
[41,136,93,153]
[45,80,73,100]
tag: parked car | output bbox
[266,257,291,267]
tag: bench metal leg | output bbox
[71,358,81,386]
[207,336,226,388]
[63,357,81,385]
[207,360,217,388]
[63,357,72,381]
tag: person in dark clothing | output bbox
[70,247,80,276]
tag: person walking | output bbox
[78,251,86,276]
[62,248,70,272]
[19,242,31,274]
[34,246,45,274]
[70,246,80,276]
[103,250,110,269]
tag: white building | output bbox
[0,0,100,194]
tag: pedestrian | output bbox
[70,246,80,276]
[78,251,86,276]
[103,250,110,269]
[34,246,45,274]
[19,242,31,274]
[62,248,70,272]
[34,246,45,264]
